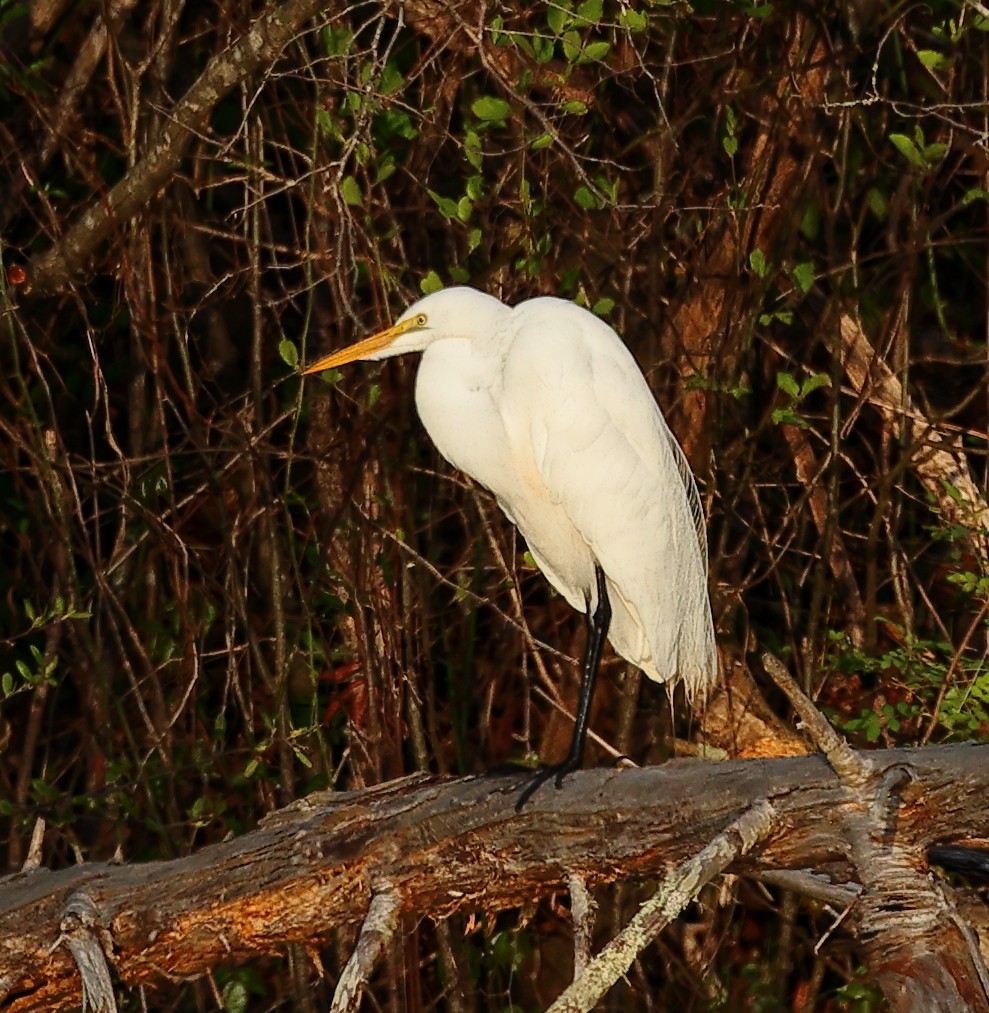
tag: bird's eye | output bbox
[415,313,428,327]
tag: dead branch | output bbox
[1,748,987,1012]
[765,653,989,1011]
[548,800,779,1013]
[25,0,331,298]
[835,310,989,564]
[329,887,402,1013]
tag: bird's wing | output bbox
[501,300,714,691]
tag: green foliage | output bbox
[833,971,885,1011]
[889,126,948,170]
[2,599,89,699]
[824,622,989,743]
[278,338,299,368]
[771,371,831,428]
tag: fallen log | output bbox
[1,744,987,1011]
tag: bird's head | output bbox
[301,286,507,374]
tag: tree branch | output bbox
[548,800,779,1012]
[1,749,987,1011]
[25,0,330,298]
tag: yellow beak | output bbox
[301,318,415,375]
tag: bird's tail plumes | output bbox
[677,600,719,705]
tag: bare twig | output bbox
[330,888,402,1013]
[547,800,778,1013]
[834,311,989,563]
[27,0,335,297]
[567,873,596,981]
[762,653,868,786]
[52,894,117,1013]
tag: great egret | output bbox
[303,286,717,804]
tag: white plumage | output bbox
[304,285,717,798]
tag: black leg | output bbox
[516,565,612,810]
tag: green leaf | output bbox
[488,14,507,45]
[800,372,831,398]
[222,981,249,1013]
[562,29,581,62]
[771,407,807,428]
[597,175,619,202]
[799,202,820,240]
[580,41,611,62]
[420,271,443,295]
[776,371,800,399]
[791,260,814,295]
[533,34,555,63]
[24,599,35,621]
[573,185,598,210]
[546,1,571,35]
[377,64,404,97]
[723,135,738,157]
[867,187,888,220]
[375,155,396,184]
[468,227,482,252]
[464,130,482,169]
[322,27,353,56]
[513,34,535,59]
[278,340,299,368]
[922,141,948,164]
[619,8,647,31]
[472,96,511,121]
[575,0,603,24]
[889,132,925,168]
[561,99,588,115]
[962,188,989,205]
[530,132,555,151]
[428,190,460,219]
[2,672,13,696]
[592,297,615,316]
[748,248,767,277]
[917,49,950,72]
[340,176,362,206]
[315,109,339,139]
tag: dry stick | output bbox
[779,424,868,648]
[330,888,402,1013]
[761,653,868,786]
[834,311,989,563]
[567,873,596,981]
[547,800,778,1013]
[22,819,46,873]
[52,894,117,1013]
[39,0,142,167]
[27,0,333,298]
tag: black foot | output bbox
[515,757,581,811]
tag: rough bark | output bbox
[1,746,987,1012]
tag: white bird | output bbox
[303,286,717,804]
